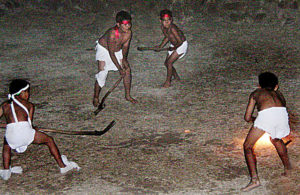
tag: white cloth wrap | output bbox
[5,121,35,153]
[60,155,80,174]
[0,167,23,180]
[254,107,290,139]
[168,40,188,59]
[95,41,123,87]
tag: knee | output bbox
[243,142,254,152]
[46,136,55,145]
[125,66,131,74]
[164,61,172,67]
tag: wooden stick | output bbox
[1,121,116,136]
[40,120,116,135]
[137,47,170,52]
[94,77,123,116]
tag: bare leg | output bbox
[164,54,181,81]
[93,81,102,107]
[93,60,105,107]
[270,138,292,176]
[33,131,65,168]
[123,66,137,103]
[241,127,265,192]
[163,52,181,88]
[2,138,11,169]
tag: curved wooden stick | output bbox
[137,47,170,52]
[94,77,123,115]
[40,120,115,135]
[1,121,116,136]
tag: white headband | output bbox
[8,84,30,99]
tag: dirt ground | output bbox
[0,1,299,194]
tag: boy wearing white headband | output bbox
[0,79,80,180]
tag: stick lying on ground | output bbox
[94,77,123,116]
[137,47,170,51]
[39,120,116,135]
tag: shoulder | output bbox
[1,101,10,109]
[250,89,260,98]
[170,24,178,31]
[22,100,34,111]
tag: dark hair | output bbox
[258,72,278,90]
[116,11,131,23]
[160,9,172,20]
[9,79,30,95]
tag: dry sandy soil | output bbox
[0,1,299,194]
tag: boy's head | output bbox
[160,9,172,20]
[258,72,278,90]
[116,11,132,24]
[9,79,30,99]
[160,9,173,28]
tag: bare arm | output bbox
[0,104,3,119]
[29,103,35,123]
[158,37,169,48]
[0,104,6,128]
[275,90,286,106]
[122,33,132,69]
[244,93,256,122]
[107,30,123,72]
[169,27,183,50]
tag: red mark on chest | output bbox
[114,26,119,39]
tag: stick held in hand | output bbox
[94,77,123,116]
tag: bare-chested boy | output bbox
[0,79,80,180]
[155,9,188,88]
[93,10,137,107]
[241,72,292,191]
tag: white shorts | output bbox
[95,41,123,87]
[254,107,290,139]
[168,40,188,59]
[5,121,36,153]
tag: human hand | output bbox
[154,46,161,52]
[168,47,175,51]
[119,68,126,77]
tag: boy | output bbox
[93,10,137,107]
[242,72,292,191]
[0,79,80,180]
[155,9,188,88]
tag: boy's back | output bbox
[1,100,33,125]
[251,88,286,111]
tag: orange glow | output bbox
[256,133,272,146]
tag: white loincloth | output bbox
[95,41,123,87]
[254,107,290,139]
[5,121,35,153]
[168,40,188,59]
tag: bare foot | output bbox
[241,179,261,192]
[281,168,292,177]
[172,75,180,81]
[162,81,171,88]
[93,97,99,107]
[126,96,138,104]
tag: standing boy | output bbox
[93,10,137,107]
[155,9,188,88]
[0,79,80,180]
[242,72,292,191]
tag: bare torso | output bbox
[252,88,286,111]
[98,26,132,52]
[162,23,186,46]
[1,100,33,124]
